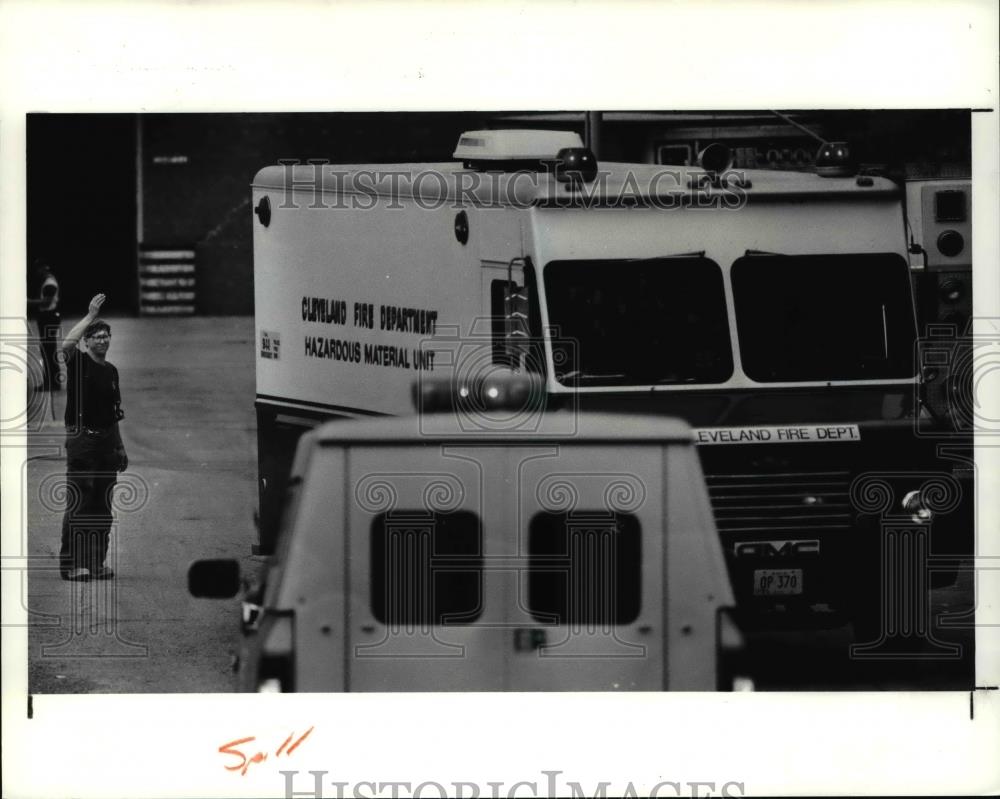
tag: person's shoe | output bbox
[91,566,115,580]
[66,567,91,581]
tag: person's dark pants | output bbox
[37,312,61,392]
[59,430,118,575]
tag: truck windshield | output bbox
[731,253,917,382]
[544,257,733,386]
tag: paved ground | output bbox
[26,316,259,693]
[22,315,976,692]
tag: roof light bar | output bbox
[453,129,585,161]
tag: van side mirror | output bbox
[188,559,241,598]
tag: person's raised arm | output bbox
[62,294,105,355]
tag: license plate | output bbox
[753,568,803,596]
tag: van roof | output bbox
[253,161,898,208]
[311,412,694,446]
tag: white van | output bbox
[191,377,747,692]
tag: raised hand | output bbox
[63,293,109,353]
[88,293,106,316]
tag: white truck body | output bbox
[253,159,911,417]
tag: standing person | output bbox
[27,260,62,394]
[60,293,128,581]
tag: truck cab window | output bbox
[544,257,732,386]
[732,253,917,382]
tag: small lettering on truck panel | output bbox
[301,296,439,335]
[297,294,441,372]
[695,424,861,445]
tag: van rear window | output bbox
[370,511,483,626]
[527,512,641,625]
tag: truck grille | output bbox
[705,470,853,534]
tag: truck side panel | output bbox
[252,187,524,416]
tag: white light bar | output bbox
[453,129,584,160]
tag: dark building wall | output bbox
[27,114,137,316]
[139,113,489,315]
[29,111,970,318]
[142,115,263,316]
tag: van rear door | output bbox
[344,445,506,691]
[503,444,666,690]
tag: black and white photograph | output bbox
[2,2,998,798]
[20,108,981,693]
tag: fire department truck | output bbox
[246,129,973,633]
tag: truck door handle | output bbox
[514,628,547,651]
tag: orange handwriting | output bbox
[219,727,314,776]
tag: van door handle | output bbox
[514,628,547,651]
